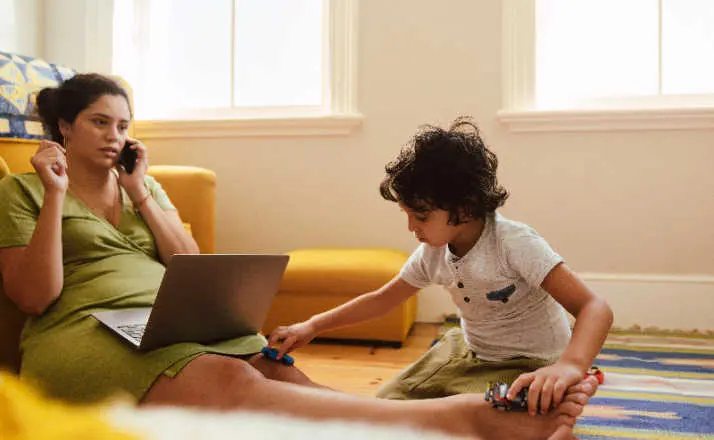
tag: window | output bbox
[500,0,714,132]
[537,0,714,109]
[111,0,360,137]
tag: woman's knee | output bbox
[204,354,266,388]
[143,354,268,407]
[246,353,326,389]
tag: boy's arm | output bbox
[309,276,418,333]
[269,276,419,358]
[509,262,613,415]
[543,262,613,372]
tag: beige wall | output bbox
[0,0,42,57]
[146,0,714,271]
[141,0,714,327]
[147,0,507,256]
[42,0,114,72]
[499,129,714,275]
[11,0,712,326]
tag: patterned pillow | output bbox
[0,51,76,140]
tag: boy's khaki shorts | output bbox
[376,327,553,400]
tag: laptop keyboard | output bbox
[117,323,146,343]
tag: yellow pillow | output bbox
[0,373,137,440]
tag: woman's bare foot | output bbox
[546,375,600,440]
[443,375,599,440]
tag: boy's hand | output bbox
[267,320,318,360]
[508,361,584,416]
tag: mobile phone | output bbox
[118,141,138,174]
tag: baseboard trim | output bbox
[581,273,714,284]
[581,273,714,333]
[415,273,714,333]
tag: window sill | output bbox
[133,113,364,139]
[498,107,714,133]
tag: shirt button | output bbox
[464,297,470,303]
[457,282,464,288]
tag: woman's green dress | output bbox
[0,173,265,403]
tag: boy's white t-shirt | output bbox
[400,212,571,361]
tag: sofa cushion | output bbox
[262,248,417,344]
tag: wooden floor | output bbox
[289,323,439,396]
[288,324,712,397]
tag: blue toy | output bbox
[261,346,295,366]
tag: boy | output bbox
[269,117,612,416]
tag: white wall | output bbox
[141,0,714,330]
[0,0,113,70]
[42,0,113,72]
[0,0,42,57]
[7,0,713,330]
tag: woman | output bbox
[0,74,594,439]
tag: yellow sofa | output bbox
[0,52,414,375]
[0,138,216,374]
[263,248,418,347]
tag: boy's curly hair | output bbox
[379,117,509,225]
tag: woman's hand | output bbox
[30,141,68,194]
[268,320,319,360]
[117,138,149,202]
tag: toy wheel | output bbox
[587,366,605,385]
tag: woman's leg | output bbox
[141,354,597,440]
[245,352,329,389]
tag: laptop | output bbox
[92,254,289,351]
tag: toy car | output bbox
[261,346,295,366]
[587,365,605,384]
[485,366,604,412]
[484,382,528,411]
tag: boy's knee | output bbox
[375,378,412,400]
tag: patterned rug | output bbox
[436,319,714,439]
[575,333,714,439]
